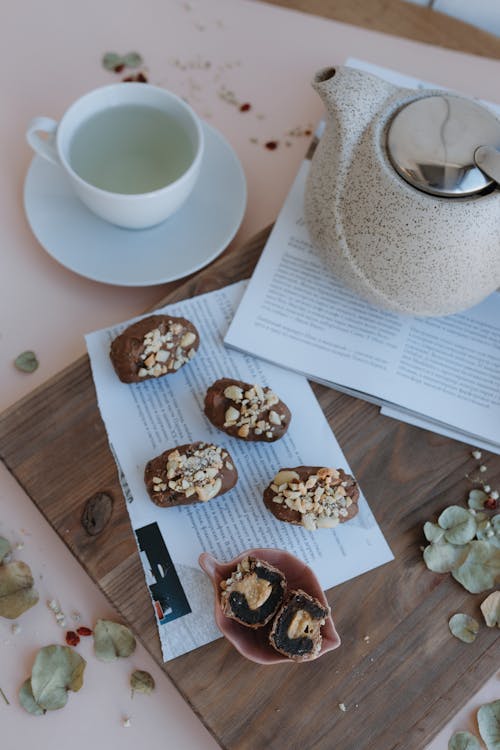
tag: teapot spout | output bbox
[312,65,397,137]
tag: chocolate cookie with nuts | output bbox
[110,314,199,383]
[220,556,286,628]
[144,441,238,507]
[269,589,329,661]
[263,467,359,531]
[204,378,291,442]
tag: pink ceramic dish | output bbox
[198,547,341,665]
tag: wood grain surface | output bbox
[266,0,500,59]
[0,226,498,750]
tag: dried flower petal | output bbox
[423,522,445,543]
[452,541,500,594]
[123,52,143,68]
[480,591,500,628]
[14,351,39,373]
[130,669,155,696]
[468,489,489,510]
[448,731,481,750]
[0,561,39,619]
[0,537,11,564]
[423,542,469,574]
[477,700,500,750]
[438,506,477,545]
[448,613,479,643]
[93,619,136,661]
[19,679,45,716]
[31,645,86,711]
[102,52,123,71]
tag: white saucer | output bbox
[23,122,247,286]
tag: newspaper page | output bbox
[85,282,393,661]
[225,61,500,452]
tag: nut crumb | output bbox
[338,703,347,712]
[123,716,131,728]
[472,449,482,459]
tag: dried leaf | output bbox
[123,52,143,68]
[423,542,469,574]
[480,591,500,628]
[130,669,155,695]
[448,613,480,643]
[452,541,500,594]
[19,678,45,716]
[14,350,39,373]
[0,561,39,619]
[477,700,500,750]
[438,506,477,545]
[468,489,489,510]
[102,52,123,70]
[0,537,11,563]
[423,522,445,543]
[31,645,86,711]
[93,619,136,661]
[448,731,481,750]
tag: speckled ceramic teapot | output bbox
[304,65,500,316]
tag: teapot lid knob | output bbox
[386,95,500,197]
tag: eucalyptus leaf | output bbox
[448,731,481,750]
[102,52,123,70]
[480,591,500,627]
[452,541,500,594]
[476,519,494,541]
[130,669,155,695]
[123,52,143,68]
[448,613,479,643]
[468,489,489,510]
[0,537,11,563]
[31,645,86,711]
[0,561,39,619]
[19,678,45,716]
[477,700,500,750]
[423,542,469,574]
[93,619,136,662]
[438,506,477,545]
[423,522,445,543]
[14,351,39,373]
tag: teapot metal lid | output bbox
[386,95,500,197]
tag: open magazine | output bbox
[225,60,500,454]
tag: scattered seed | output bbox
[123,716,131,727]
[479,465,487,473]
[491,490,499,500]
[11,623,20,635]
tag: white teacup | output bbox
[26,84,204,229]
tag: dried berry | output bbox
[485,497,498,510]
[265,141,278,151]
[76,626,93,637]
[114,63,125,73]
[239,103,251,112]
[65,631,80,647]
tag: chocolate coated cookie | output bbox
[204,378,291,442]
[145,441,237,507]
[263,466,359,530]
[110,314,199,383]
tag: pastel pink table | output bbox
[1,1,498,747]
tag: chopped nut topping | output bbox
[221,381,286,437]
[137,321,197,378]
[270,468,354,529]
[154,444,229,501]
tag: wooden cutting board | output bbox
[0,227,498,750]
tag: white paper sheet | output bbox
[85,281,393,661]
[224,61,500,451]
